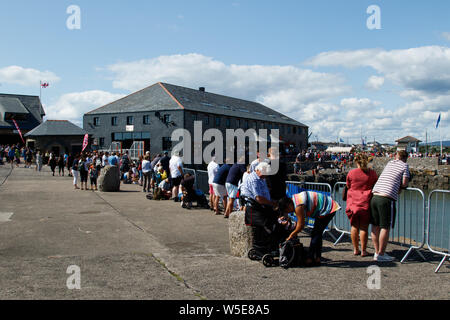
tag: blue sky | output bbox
[0,0,449,144]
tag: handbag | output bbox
[342,185,348,201]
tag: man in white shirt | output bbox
[207,157,219,211]
[169,150,184,201]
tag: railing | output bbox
[332,183,427,263]
[426,190,450,273]
[195,170,210,195]
[332,182,351,246]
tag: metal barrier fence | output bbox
[195,170,210,195]
[285,181,336,241]
[332,183,427,263]
[332,182,351,246]
[426,190,450,273]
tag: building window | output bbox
[162,137,172,150]
[164,114,171,124]
[111,117,118,126]
[236,119,241,127]
[99,137,105,147]
[143,115,150,124]
[287,126,291,134]
[293,127,297,134]
[127,116,134,125]
[215,116,221,126]
[192,113,198,121]
[93,117,100,126]
[245,120,249,129]
[204,115,210,125]
[226,118,231,128]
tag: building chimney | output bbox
[199,87,205,92]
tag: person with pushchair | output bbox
[240,162,288,260]
[278,191,341,267]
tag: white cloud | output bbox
[366,76,385,90]
[45,91,125,126]
[95,51,449,143]
[107,53,350,125]
[307,46,450,95]
[0,65,60,86]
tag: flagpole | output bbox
[39,80,41,101]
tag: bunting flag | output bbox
[82,134,89,152]
[436,113,441,129]
[12,119,25,144]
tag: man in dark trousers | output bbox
[265,147,287,202]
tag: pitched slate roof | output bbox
[396,136,422,143]
[86,82,307,127]
[0,94,45,130]
[24,120,87,137]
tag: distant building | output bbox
[24,120,87,155]
[396,136,422,153]
[83,82,308,157]
[0,94,45,145]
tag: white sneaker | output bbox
[373,253,378,261]
[376,253,394,262]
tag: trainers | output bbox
[373,253,378,261]
[376,253,394,262]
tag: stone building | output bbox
[396,136,422,153]
[0,94,45,145]
[83,82,308,157]
[24,120,87,155]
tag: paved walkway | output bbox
[0,165,448,299]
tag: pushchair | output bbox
[241,195,289,267]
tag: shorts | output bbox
[370,195,396,229]
[172,175,182,187]
[90,177,97,185]
[212,183,227,198]
[225,183,239,199]
[209,184,215,196]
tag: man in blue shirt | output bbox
[212,163,231,215]
[108,152,118,166]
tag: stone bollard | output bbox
[98,165,121,192]
[228,211,253,257]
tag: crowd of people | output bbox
[0,143,437,266]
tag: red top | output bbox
[346,168,378,215]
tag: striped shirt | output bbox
[372,160,410,201]
[292,191,341,219]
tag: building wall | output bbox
[182,111,308,153]
[28,135,85,155]
[83,110,184,155]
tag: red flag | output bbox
[41,82,49,88]
[12,119,25,144]
[82,134,89,152]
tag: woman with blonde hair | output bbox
[344,153,378,257]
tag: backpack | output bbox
[279,238,305,269]
[78,161,86,172]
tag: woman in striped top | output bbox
[278,191,340,266]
